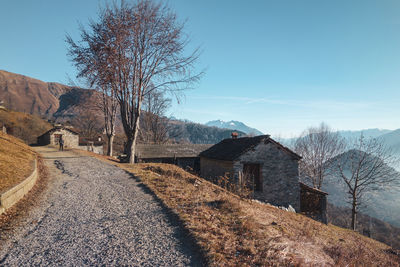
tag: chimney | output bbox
[231,132,238,139]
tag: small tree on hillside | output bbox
[294,123,345,189]
[67,0,201,163]
[332,135,399,231]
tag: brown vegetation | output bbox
[0,156,50,245]
[0,132,36,192]
[0,70,66,116]
[328,203,400,250]
[76,149,400,266]
[0,109,52,144]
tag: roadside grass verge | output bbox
[0,132,36,192]
[76,150,400,266]
[0,156,49,246]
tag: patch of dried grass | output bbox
[0,156,50,246]
[0,132,36,192]
[75,150,400,266]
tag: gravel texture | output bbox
[0,147,205,266]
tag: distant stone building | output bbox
[135,144,212,172]
[37,126,79,148]
[37,126,104,154]
[199,134,301,210]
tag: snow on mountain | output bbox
[205,120,264,136]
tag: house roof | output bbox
[38,126,79,138]
[199,135,301,161]
[135,144,213,159]
[299,182,328,196]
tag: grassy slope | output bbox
[0,132,36,193]
[0,109,52,144]
[76,150,399,266]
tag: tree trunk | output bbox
[107,134,114,156]
[128,110,141,164]
[351,197,357,231]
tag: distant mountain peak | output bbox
[205,119,263,136]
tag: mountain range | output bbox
[0,70,245,144]
[0,70,99,120]
[205,120,263,135]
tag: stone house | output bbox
[37,126,79,148]
[135,144,212,172]
[199,134,301,210]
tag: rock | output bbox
[287,205,296,213]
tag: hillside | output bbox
[0,109,52,144]
[0,71,251,145]
[206,120,263,136]
[168,120,246,144]
[0,132,36,192]
[77,149,400,265]
[328,203,400,249]
[0,70,100,122]
[0,70,70,116]
[323,149,400,228]
[338,128,392,140]
[379,129,400,153]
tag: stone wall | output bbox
[200,157,234,182]
[234,142,300,210]
[0,159,38,215]
[78,145,103,155]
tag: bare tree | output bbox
[294,123,345,189]
[71,108,103,139]
[332,135,399,231]
[66,11,120,156]
[140,88,171,144]
[96,85,118,156]
[67,0,201,163]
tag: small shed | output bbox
[300,182,328,224]
[37,126,79,148]
[135,144,212,172]
[199,134,301,210]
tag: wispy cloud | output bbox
[188,95,382,111]
[177,108,230,117]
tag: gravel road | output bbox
[0,147,205,266]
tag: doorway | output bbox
[243,163,262,192]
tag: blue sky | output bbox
[1,0,400,137]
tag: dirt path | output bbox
[0,147,204,266]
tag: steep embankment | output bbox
[0,70,99,121]
[0,109,52,144]
[0,132,36,192]
[0,70,69,116]
[78,150,400,266]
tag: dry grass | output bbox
[76,150,400,266]
[0,109,52,144]
[0,132,36,193]
[0,156,50,246]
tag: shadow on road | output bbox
[124,170,208,267]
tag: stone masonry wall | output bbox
[49,129,79,148]
[234,142,300,210]
[78,145,103,155]
[200,157,234,182]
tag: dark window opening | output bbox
[243,163,262,191]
